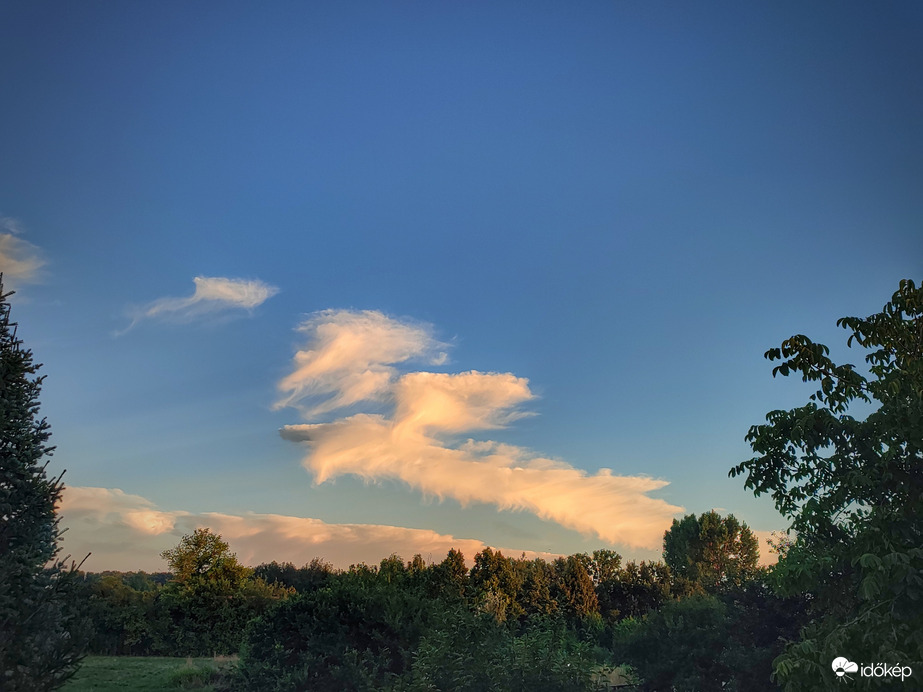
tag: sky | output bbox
[1,1,921,572]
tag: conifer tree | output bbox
[0,280,85,689]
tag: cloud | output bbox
[275,309,447,415]
[278,310,682,550]
[58,486,555,572]
[122,276,278,332]
[751,529,784,566]
[0,217,46,288]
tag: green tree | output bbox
[551,555,599,621]
[429,548,468,601]
[470,548,523,622]
[161,527,250,587]
[663,511,759,592]
[159,528,288,655]
[600,560,673,621]
[730,279,923,689]
[0,282,86,689]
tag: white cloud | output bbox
[58,486,554,572]
[277,310,683,551]
[122,276,278,332]
[0,217,45,288]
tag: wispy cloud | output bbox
[275,309,447,415]
[277,310,682,550]
[0,217,46,288]
[121,276,279,333]
[58,486,555,571]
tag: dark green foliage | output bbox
[730,279,923,689]
[469,548,523,622]
[80,573,163,656]
[409,611,602,692]
[615,594,733,691]
[663,511,759,592]
[597,560,673,621]
[158,529,291,656]
[236,574,437,691]
[253,557,334,593]
[428,548,468,601]
[616,579,810,692]
[0,283,87,689]
[551,554,599,621]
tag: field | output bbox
[62,656,235,691]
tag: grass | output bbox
[62,655,236,691]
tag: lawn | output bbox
[62,655,235,691]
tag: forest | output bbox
[2,280,921,691]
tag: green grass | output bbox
[61,656,235,691]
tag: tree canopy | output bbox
[663,511,759,592]
[730,278,923,688]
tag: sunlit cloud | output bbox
[121,276,279,333]
[278,310,683,551]
[751,529,783,566]
[58,486,554,572]
[274,309,447,415]
[0,217,46,288]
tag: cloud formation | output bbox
[58,486,553,572]
[278,310,682,550]
[275,310,447,415]
[0,217,45,287]
[123,276,278,332]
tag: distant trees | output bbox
[663,511,759,592]
[0,281,87,689]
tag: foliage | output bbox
[408,610,603,692]
[0,282,87,690]
[80,573,162,655]
[663,511,759,592]
[235,574,437,691]
[469,548,523,622]
[730,279,923,688]
[615,594,733,691]
[596,560,673,621]
[159,530,292,656]
[253,558,333,593]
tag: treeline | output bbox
[76,512,805,690]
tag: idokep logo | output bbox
[832,657,913,683]
[832,657,858,681]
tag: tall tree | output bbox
[0,281,86,689]
[730,279,923,689]
[663,511,759,592]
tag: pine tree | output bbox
[0,279,86,690]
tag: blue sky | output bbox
[1,2,920,570]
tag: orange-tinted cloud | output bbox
[0,217,45,287]
[58,486,554,572]
[278,310,682,550]
[275,309,447,415]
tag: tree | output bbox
[159,528,288,655]
[730,279,923,689]
[0,281,86,689]
[662,511,759,592]
[469,548,523,622]
[161,527,250,587]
